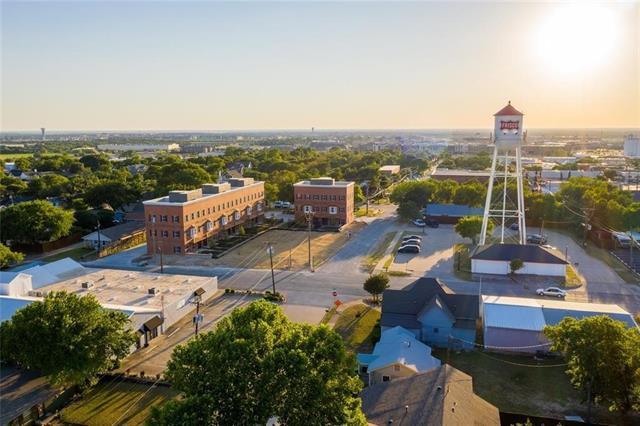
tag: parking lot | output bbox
[387,224,465,279]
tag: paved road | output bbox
[319,204,397,275]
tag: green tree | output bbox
[148,300,366,426]
[0,175,28,197]
[79,154,112,172]
[544,316,640,413]
[0,200,74,244]
[454,216,493,245]
[0,292,136,387]
[27,174,70,198]
[83,181,140,210]
[509,258,524,274]
[397,200,421,221]
[0,243,24,269]
[452,181,486,207]
[363,273,390,303]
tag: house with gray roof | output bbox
[381,278,479,350]
[360,365,500,426]
[471,243,568,276]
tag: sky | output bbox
[1,1,639,131]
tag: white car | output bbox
[402,238,422,245]
[412,219,426,227]
[536,287,567,298]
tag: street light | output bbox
[267,243,276,295]
[191,288,205,335]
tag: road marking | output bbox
[167,327,181,337]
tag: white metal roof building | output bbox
[482,296,639,353]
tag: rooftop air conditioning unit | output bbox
[27,290,43,297]
[148,287,158,295]
[81,282,93,289]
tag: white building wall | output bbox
[624,135,640,158]
[0,274,33,297]
[472,259,565,276]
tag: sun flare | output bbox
[535,4,618,74]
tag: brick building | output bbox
[293,177,355,227]
[143,178,265,254]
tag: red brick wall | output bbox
[144,182,265,254]
[293,183,354,226]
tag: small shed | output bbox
[471,244,568,276]
[82,221,145,250]
[378,165,401,175]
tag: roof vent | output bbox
[148,287,158,295]
[81,282,93,289]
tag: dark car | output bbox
[424,219,439,228]
[403,235,422,241]
[398,245,421,254]
[527,233,548,245]
[509,223,519,230]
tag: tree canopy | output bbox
[0,292,136,387]
[0,243,24,269]
[455,216,493,245]
[363,274,390,303]
[544,316,640,413]
[0,200,74,244]
[148,300,366,426]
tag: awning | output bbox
[141,315,164,332]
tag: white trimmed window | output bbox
[188,227,197,238]
[205,220,213,232]
[221,216,228,226]
[328,206,338,215]
[256,202,263,211]
[234,211,241,221]
[303,205,313,213]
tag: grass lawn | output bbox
[354,206,382,218]
[333,304,381,353]
[60,379,178,426]
[362,231,396,273]
[432,349,636,424]
[41,247,95,262]
[0,152,58,160]
[563,265,584,288]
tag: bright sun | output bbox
[535,4,618,74]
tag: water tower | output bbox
[40,128,46,141]
[479,102,527,245]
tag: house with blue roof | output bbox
[357,326,441,385]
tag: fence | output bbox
[96,230,146,258]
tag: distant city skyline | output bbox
[2,1,638,131]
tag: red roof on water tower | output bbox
[494,101,523,116]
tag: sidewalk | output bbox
[372,231,402,274]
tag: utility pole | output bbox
[194,297,201,335]
[365,184,370,215]
[268,243,276,294]
[158,244,164,274]
[539,219,544,237]
[305,211,314,271]
[96,221,101,254]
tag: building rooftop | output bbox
[482,295,638,330]
[359,326,441,373]
[494,101,523,116]
[424,203,484,217]
[432,169,491,176]
[360,365,500,426]
[143,179,264,206]
[40,268,215,311]
[472,244,568,265]
[83,221,145,241]
[381,278,479,330]
[293,177,354,187]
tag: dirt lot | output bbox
[166,223,364,270]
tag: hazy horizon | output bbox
[2,1,639,131]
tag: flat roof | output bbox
[293,180,354,187]
[40,268,215,310]
[143,180,264,206]
[432,169,491,176]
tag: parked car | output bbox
[398,244,421,254]
[424,219,439,228]
[536,287,566,298]
[282,201,292,209]
[509,223,519,230]
[402,238,422,245]
[527,233,548,245]
[273,201,283,208]
[412,219,426,227]
[403,235,422,241]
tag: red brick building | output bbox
[293,177,355,227]
[143,178,265,254]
